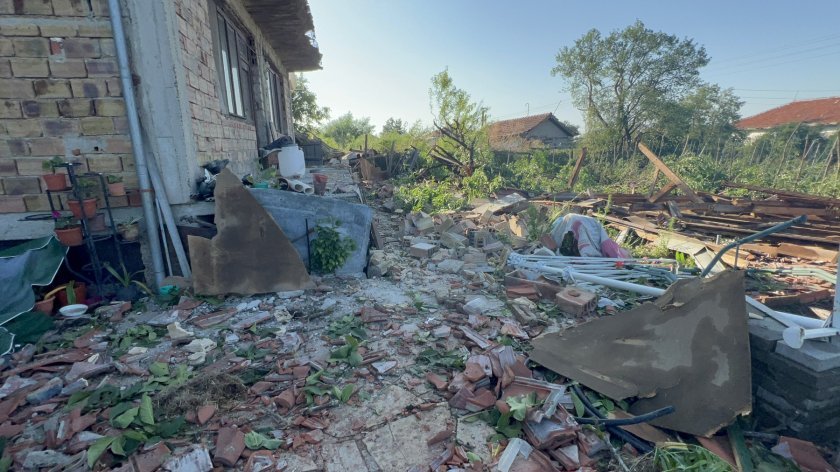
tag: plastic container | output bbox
[277,145,305,178]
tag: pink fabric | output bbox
[601,240,630,259]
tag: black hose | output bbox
[570,385,657,454]
[574,405,675,426]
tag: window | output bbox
[215,10,254,120]
[266,65,286,133]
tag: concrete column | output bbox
[120,0,200,204]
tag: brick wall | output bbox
[0,0,136,213]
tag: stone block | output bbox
[86,154,122,172]
[440,231,468,249]
[99,38,115,57]
[2,176,40,195]
[42,118,80,136]
[0,39,12,56]
[105,77,121,96]
[70,79,107,97]
[0,24,39,37]
[15,158,56,175]
[0,195,26,212]
[38,24,78,37]
[77,22,112,38]
[27,137,65,156]
[63,38,100,58]
[103,136,131,153]
[0,79,35,99]
[13,38,49,57]
[94,97,125,116]
[90,0,110,16]
[33,79,72,98]
[0,101,19,119]
[776,340,840,373]
[10,58,48,77]
[52,0,90,16]
[0,159,16,176]
[7,139,27,156]
[49,59,87,78]
[80,116,113,135]
[15,0,52,14]
[410,242,437,258]
[3,119,42,137]
[57,98,92,117]
[84,58,117,76]
[23,194,50,211]
[0,59,9,78]
[21,100,58,117]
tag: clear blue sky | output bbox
[305,1,840,131]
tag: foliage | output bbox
[311,220,356,274]
[328,336,364,367]
[652,443,733,472]
[331,384,355,403]
[416,348,466,371]
[461,167,502,200]
[506,392,541,421]
[326,315,367,339]
[110,325,164,356]
[53,214,78,230]
[319,112,375,150]
[291,74,330,133]
[42,156,65,172]
[107,174,123,184]
[244,431,282,450]
[553,20,709,155]
[65,280,77,305]
[105,262,152,294]
[521,204,565,242]
[393,180,466,213]
[382,117,406,134]
[428,69,491,177]
[74,177,98,199]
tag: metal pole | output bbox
[833,244,840,344]
[108,0,165,287]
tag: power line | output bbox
[705,41,840,72]
[708,32,840,66]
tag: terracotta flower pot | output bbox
[67,198,97,219]
[54,226,84,246]
[119,223,140,242]
[42,173,68,191]
[127,190,143,207]
[108,182,126,196]
[312,173,328,196]
[57,283,87,307]
[87,212,106,232]
[34,297,55,314]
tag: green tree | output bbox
[382,117,406,135]
[428,69,490,176]
[552,20,709,155]
[319,112,375,150]
[291,74,330,134]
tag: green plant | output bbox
[54,215,78,230]
[107,175,123,184]
[506,392,542,421]
[65,280,77,305]
[331,383,355,403]
[394,180,467,213]
[311,220,356,274]
[42,156,65,172]
[326,315,367,339]
[328,335,364,366]
[74,178,98,199]
[104,262,152,294]
[652,443,733,472]
[244,431,282,450]
[119,216,141,227]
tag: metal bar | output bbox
[833,243,840,343]
[700,215,807,277]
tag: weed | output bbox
[328,336,364,367]
[326,315,367,339]
[651,443,733,472]
[311,220,356,274]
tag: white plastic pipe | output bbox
[286,179,314,195]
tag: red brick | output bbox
[213,426,245,467]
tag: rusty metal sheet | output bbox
[529,270,751,437]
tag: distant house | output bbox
[736,97,840,139]
[488,113,578,151]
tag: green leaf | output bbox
[348,351,363,366]
[155,416,185,438]
[262,438,282,450]
[466,451,481,463]
[340,384,355,402]
[112,407,138,429]
[506,392,539,422]
[88,436,116,467]
[110,435,126,456]
[572,391,586,417]
[148,362,169,377]
[139,394,155,425]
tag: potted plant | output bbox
[41,156,68,191]
[53,212,83,246]
[105,262,152,301]
[33,287,55,314]
[54,280,87,307]
[106,175,125,196]
[67,178,98,219]
[117,216,141,242]
[87,212,106,232]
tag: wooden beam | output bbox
[648,182,677,203]
[638,142,703,203]
[648,168,660,197]
[567,147,587,190]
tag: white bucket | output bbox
[277,145,305,178]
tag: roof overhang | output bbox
[242,0,322,72]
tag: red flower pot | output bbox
[108,182,126,196]
[54,226,84,246]
[67,198,97,219]
[34,297,55,314]
[43,173,67,191]
[57,283,87,307]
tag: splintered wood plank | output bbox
[567,147,587,189]
[648,181,678,203]
[638,143,703,203]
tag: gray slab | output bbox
[250,188,373,275]
[775,339,840,372]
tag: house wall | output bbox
[175,0,295,178]
[527,121,574,148]
[0,0,136,214]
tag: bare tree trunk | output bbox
[823,136,839,179]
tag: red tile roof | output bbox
[487,112,576,140]
[736,97,840,130]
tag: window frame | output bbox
[214,8,255,121]
[265,64,287,134]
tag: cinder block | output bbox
[13,38,49,57]
[70,79,107,98]
[3,119,43,137]
[49,59,87,78]
[2,177,41,195]
[51,0,90,16]
[410,242,438,259]
[57,98,92,117]
[0,24,39,37]
[0,196,26,213]
[440,231,468,249]
[27,137,65,156]
[21,100,59,118]
[33,79,72,98]
[42,118,80,136]
[84,58,117,76]
[80,116,114,135]
[0,101,21,119]
[10,58,48,77]
[0,79,35,99]
[63,38,100,58]
[93,98,125,116]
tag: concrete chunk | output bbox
[410,242,437,258]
